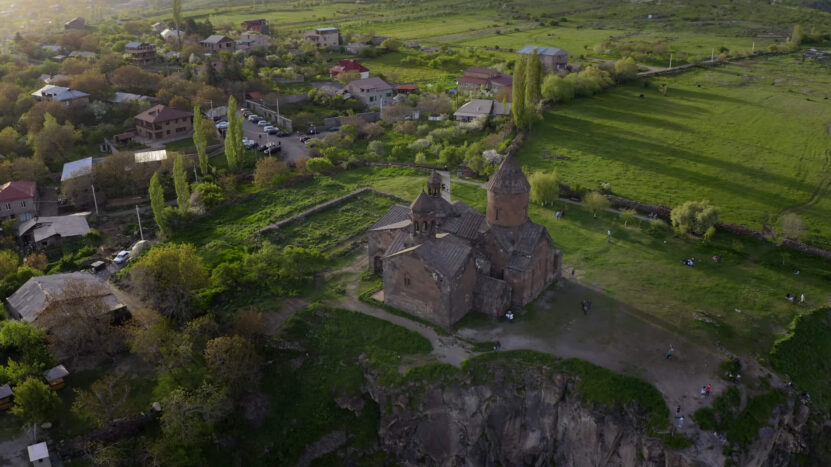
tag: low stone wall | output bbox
[254,188,406,236]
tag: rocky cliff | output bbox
[365,357,692,467]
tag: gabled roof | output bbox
[333,59,369,73]
[135,104,192,123]
[485,154,530,195]
[7,271,120,323]
[201,34,233,44]
[396,83,418,91]
[0,181,36,202]
[371,204,411,231]
[346,77,392,92]
[110,91,150,104]
[61,157,93,181]
[31,85,89,101]
[410,191,452,217]
[518,45,567,56]
[315,27,339,33]
[18,215,90,243]
[125,41,154,49]
[454,99,494,118]
[388,236,472,279]
[44,364,69,382]
[0,384,12,399]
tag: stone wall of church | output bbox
[486,191,529,228]
[506,239,560,307]
[368,229,403,273]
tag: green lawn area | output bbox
[457,24,628,56]
[518,55,831,247]
[451,182,831,358]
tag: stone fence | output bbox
[323,112,380,128]
[254,187,406,236]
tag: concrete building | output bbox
[518,45,569,71]
[31,85,89,107]
[124,41,157,65]
[0,181,37,221]
[151,22,165,32]
[241,18,269,34]
[134,104,193,141]
[303,27,340,48]
[329,59,369,79]
[28,442,51,466]
[200,35,236,53]
[368,158,562,328]
[457,67,513,92]
[236,32,269,51]
[160,28,185,42]
[344,77,393,107]
[18,215,91,250]
[454,99,511,122]
[64,17,85,30]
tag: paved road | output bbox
[237,111,327,165]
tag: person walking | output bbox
[666,345,674,359]
[800,293,805,304]
[571,268,575,277]
[701,386,707,397]
[607,230,612,242]
[581,300,587,315]
[706,384,712,397]
[678,416,684,428]
[676,406,681,418]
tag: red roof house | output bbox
[329,60,370,79]
[0,181,38,221]
[396,83,419,93]
[134,105,193,142]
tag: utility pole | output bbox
[136,205,144,241]
[275,96,280,122]
[90,184,99,215]
[669,53,673,69]
[752,41,755,53]
[711,48,715,62]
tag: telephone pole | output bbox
[136,205,144,241]
[90,184,99,215]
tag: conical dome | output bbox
[485,155,530,195]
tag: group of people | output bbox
[580,299,593,315]
[647,212,660,219]
[554,208,567,219]
[700,384,713,398]
[682,258,695,267]
[785,293,805,304]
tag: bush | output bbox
[671,200,720,235]
[306,157,334,173]
[254,157,289,188]
[541,75,575,103]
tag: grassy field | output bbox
[451,182,831,358]
[518,55,831,247]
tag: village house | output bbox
[518,45,569,71]
[0,181,38,221]
[28,442,51,467]
[329,59,370,79]
[124,41,157,65]
[200,35,236,54]
[0,384,12,410]
[152,22,165,32]
[454,98,511,122]
[109,92,151,105]
[303,27,340,48]
[31,85,89,107]
[344,77,394,107]
[236,32,269,51]
[396,83,419,94]
[368,158,562,328]
[44,365,70,390]
[241,18,269,34]
[457,67,513,92]
[344,42,369,54]
[64,17,85,30]
[6,271,125,326]
[160,28,185,42]
[18,215,91,250]
[134,104,193,142]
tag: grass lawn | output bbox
[451,182,831,358]
[518,55,831,247]
[457,24,628,56]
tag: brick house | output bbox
[200,35,236,53]
[303,27,340,48]
[457,67,513,92]
[368,158,562,329]
[134,105,193,141]
[518,45,569,71]
[241,19,269,34]
[0,181,38,221]
[125,41,157,65]
[344,77,393,107]
[329,59,369,79]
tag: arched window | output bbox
[404,273,411,286]
[423,221,428,231]
[415,222,420,232]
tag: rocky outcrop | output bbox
[365,360,690,466]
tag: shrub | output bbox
[541,75,575,103]
[671,200,720,235]
[253,157,289,188]
[583,192,611,217]
[306,157,334,173]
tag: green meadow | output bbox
[519,55,831,247]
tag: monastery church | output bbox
[368,155,562,328]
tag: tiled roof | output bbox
[518,45,567,56]
[370,204,410,230]
[201,35,232,44]
[415,237,472,278]
[135,104,192,123]
[7,271,120,323]
[410,191,452,217]
[346,77,393,92]
[0,181,36,202]
[485,154,530,194]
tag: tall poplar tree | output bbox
[224,96,240,171]
[149,172,166,235]
[512,57,528,129]
[172,0,183,51]
[525,49,542,107]
[193,106,209,175]
[173,154,189,213]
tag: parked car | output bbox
[262,142,281,154]
[328,126,340,132]
[215,121,229,129]
[247,114,260,122]
[114,250,130,265]
[275,130,290,137]
[263,125,276,133]
[257,120,269,127]
[299,135,312,143]
[242,138,258,150]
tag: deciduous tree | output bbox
[541,75,575,103]
[11,377,61,434]
[129,244,208,320]
[512,57,527,128]
[149,172,166,236]
[224,96,242,171]
[253,156,288,187]
[72,373,131,427]
[525,49,542,107]
[30,113,80,168]
[305,157,334,173]
[614,56,639,82]
[583,192,611,217]
[620,208,637,227]
[173,154,190,213]
[0,250,19,280]
[528,171,559,206]
[204,336,262,392]
[670,200,720,235]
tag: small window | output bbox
[20,200,26,207]
[3,203,10,210]
[495,208,500,220]
[404,273,411,286]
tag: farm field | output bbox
[518,55,831,247]
[451,183,831,358]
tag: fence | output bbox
[323,111,380,128]
[244,99,299,132]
